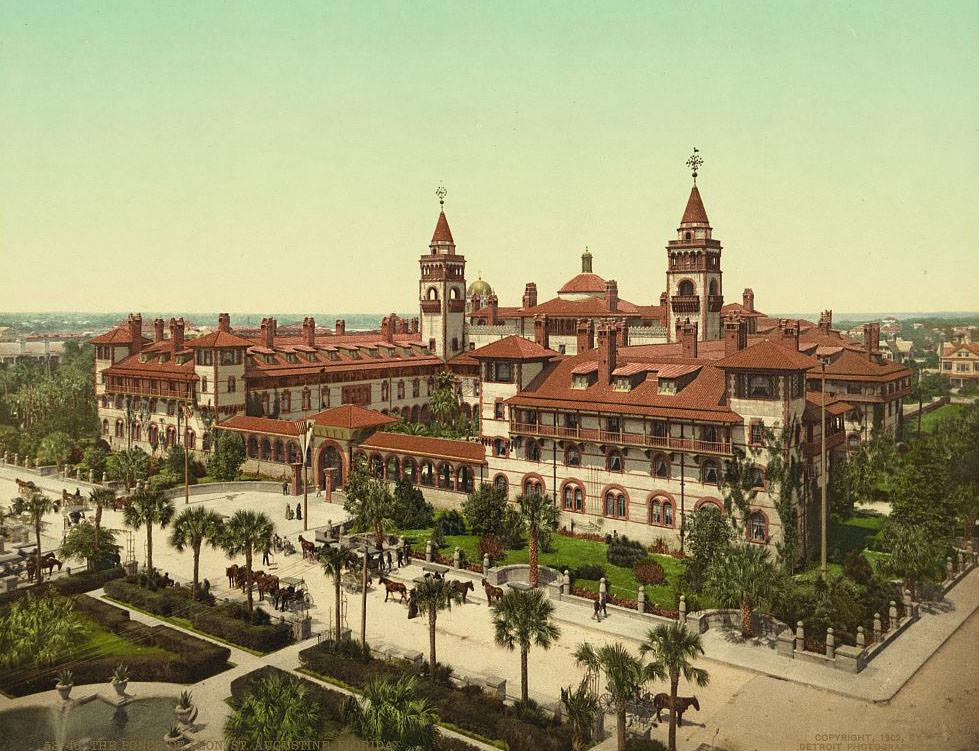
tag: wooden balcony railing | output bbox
[105,383,194,399]
[510,421,732,456]
[670,295,700,313]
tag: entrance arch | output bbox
[318,443,345,490]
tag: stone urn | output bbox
[164,727,184,750]
[112,679,128,698]
[174,690,194,724]
[109,664,130,697]
[55,682,72,701]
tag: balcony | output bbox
[447,299,466,313]
[804,429,846,458]
[707,294,724,312]
[670,295,700,313]
[420,300,442,314]
[105,382,194,399]
[510,421,732,456]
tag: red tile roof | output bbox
[468,335,560,361]
[360,431,486,464]
[187,330,254,348]
[558,273,607,294]
[522,296,643,317]
[715,340,817,371]
[721,302,764,317]
[943,342,979,357]
[311,405,398,430]
[821,351,910,380]
[219,415,301,436]
[804,392,854,418]
[86,327,144,345]
[681,186,710,225]
[431,211,454,244]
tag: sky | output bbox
[1,1,976,316]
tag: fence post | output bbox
[425,539,433,563]
[856,626,865,649]
[946,556,954,581]
[637,587,646,614]
[483,553,490,574]
[873,612,882,642]
[563,568,571,595]
[889,600,897,625]
[958,550,965,572]
[678,594,687,624]
[453,547,462,570]
[89,469,96,484]
[795,620,805,652]
[902,589,912,618]
[825,627,835,659]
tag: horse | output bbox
[298,535,317,561]
[16,479,38,494]
[226,564,240,589]
[451,580,474,603]
[257,573,279,601]
[26,554,62,582]
[378,575,408,603]
[652,694,700,726]
[481,578,504,604]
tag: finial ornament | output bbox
[435,184,447,208]
[686,148,703,185]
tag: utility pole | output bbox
[360,544,369,647]
[297,420,313,532]
[182,405,193,504]
[820,363,828,581]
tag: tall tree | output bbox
[881,522,945,599]
[106,447,149,491]
[221,509,275,615]
[491,587,561,702]
[169,506,223,599]
[763,425,805,572]
[89,487,116,543]
[640,624,710,751]
[573,641,647,751]
[516,492,560,587]
[122,487,175,575]
[349,674,438,751]
[560,679,601,751]
[429,371,460,427]
[60,522,120,571]
[12,489,61,583]
[705,544,778,638]
[411,576,462,679]
[224,674,321,749]
[320,544,357,642]
[344,460,394,550]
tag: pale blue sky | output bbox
[1,2,976,314]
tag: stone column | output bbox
[795,621,805,652]
[958,550,966,572]
[856,626,866,649]
[825,628,835,659]
[483,554,490,574]
[637,587,646,614]
[89,469,96,484]
[678,594,687,624]
[946,556,954,581]
[902,589,912,617]
[425,539,433,563]
[888,600,897,626]
[563,569,571,595]
[873,612,882,642]
[453,547,462,570]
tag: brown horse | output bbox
[451,580,474,603]
[481,578,504,604]
[298,535,317,561]
[653,694,700,726]
[226,564,240,589]
[256,573,279,601]
[379,575,408,603]
[26,554,62,582]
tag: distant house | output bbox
[940,341,979,387]
[882,338,914,364]
[0,335,77,366]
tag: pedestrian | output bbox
[396,547,403,568]
[262,544,271,566]
[599,590,608,618]
[285,503,293,520]
[386,550,393,572]
[295,502,302,521]
[282,481,289,496]
[592,598,602,622]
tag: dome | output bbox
[467,277,494,298]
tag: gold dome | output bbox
[467,277,494,298]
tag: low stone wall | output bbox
[691,609,788,639]
[485,563,563,587]
[161,480,282,499]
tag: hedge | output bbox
[103,578,292,652]
[299,643,574,751]
[0,566,125,609]
[0,594,230,696]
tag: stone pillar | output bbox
[958,550,965,572]
[856,626,866,649]
[483,554,490,574]
[89,469,96,484]
[563,568,571,594]
[62,465,68,479]
[425,539,433,563]
[453,547,462,570]
[637,587,646,614]
[678,595,687,624]
[825,628,835,659]
[902,589,912,616]
[873,612,882,642]
[946,556,954,580]
[888,600,897,626]
[795,621,805,652]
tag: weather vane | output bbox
[686,148,703,185]
[435,183,447,208]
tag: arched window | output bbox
[281,390,292,413]
[564,446,581,466]
[371,454,384,477]
[412,379,420,398]
[227,376,236,393]
[526,440,541,462]
[450,286,461,300]
[603,488,628,519]
[562,482,584,512]
[749,467,765,489]
[201,377,208,393]
[709,279,718,296]
[606,450,624,472]
[274,440,285,463]
[386,456,400,480]
[185,430,196,450]
[747,511,767,543]
[696,498,723,514]
[148,424,159,445]
[702,425,718,443]
[420,461,435,486]
[381,382,389,401]
[165,426,177,447]
[678,279,695,296]
[132,422,142,442]
[287,442,299,464]
[426,287,439,300]
[302,388,311,411]
[397,381,405,400]
[494,439,508,458]
[493,474,508,493]
[701,460,719,485]
[457,466,474,493]
[522,475,544,496]
[261,437,272,460]
[649,495,675,527]
[652,454,670,478]
[247,435,258,459]
[102,419,110,436]
[403,458,417,482]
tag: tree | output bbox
[516,492,559,587]
[881,522,945,599]
[37,430,75,466]
[221,509,275,615]
[763,425,805,571]
[491,587,560,702]
[207,431,246,481]
[705,544,778,638]
[320,544,358,642]
[0,591,87,669]
[391,478,433,529]
[640,623,710,751]
[165,444,187,477]
[80,445,108,481]
[169,506,223,599]
[122,487,175,575]
[224,674,320,749]
[683,504,733,591]
[573,641,647,751]
[411,576,462,679]
[344,460,394,550]
[560,678,600,751]
[462,483,508,538]
[89,487,116,548]
[720,449,763,534]
[106,447,149,490]
[831,434,897,519]
[349,674,438,751]
[60,521,120,571]
[12,489,60,583]
[429,371,460,427]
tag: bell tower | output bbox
[666,150,723,341]
[419,186,467,360]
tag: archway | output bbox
[318,444,344,490]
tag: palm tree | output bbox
[12,489,60,583]
[516,492,560,587]
[705,543,778,638]
[320,544,357,642]
[573,641,647,751]
[221,509,275,615]
[224,673,320,748]
[169,506,223,599]
[561,678,601,751]
[0,590,87,670]
[640,623,710,751]
[89,487,116,548]
[122,487,175,575]
[349,674,438,751]
[412,576,462,679]
[344,461,394,550]
[491,587,560,702]
[429,371,460,427]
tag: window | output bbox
[678,280,694,296]
[397,381,405,400]
[494,439,508,458]
[281,390,292,413]
[701,460,719,485]
[451,337,459,352]
[749,467,765,488]
[102,419,109,436]
[228,376,236,393]
[201,377,208,393]
[526,440,541,461]
[652,454,670,478]
[749,422,764,446]
[747,512,767,542]
[427,377,434,396]
[702,425,718,443]
[302,388,311,411]
[651,420,667,437]
[381,382,389,401]
[115,419,125,438]
[565,446,581,466]
[412,379,420,398]
[494,474,508,493]
[606,451,624,472]
[562,483,584,512]
[565,413,579,429]
[494,401,505,420]
[523,477,544,496]
[604,489,627,519]
[648,496,675,527]
[487,362,513,382]
[747,375,774,398]
[185,430,196,450]
[606,416,620,433]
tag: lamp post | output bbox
[182,405,194,505]
[296,420,314,532]
[820,363,827,581]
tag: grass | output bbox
[906,403,965,438]
[797,510,890,581]
[73,615,172,659]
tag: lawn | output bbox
[72,615,172,659]
[796,511,890,581]
[905,403,965,438]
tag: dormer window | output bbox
[327,351,339,361]
[159,353,170,364]
[285,353,298,363]
[747,374,774,398]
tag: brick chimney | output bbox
[169,317,185,355]
[723,316,747,356]
[410,317,419,334]
[605,280,618,313]
[398,318,408,334]
[863,322,880,354]
[818,309,832,335]
[576,320,594,352]
[781,320,800,350]
[680,320,698,359]
[218,313,231,333]
[598,323,617,383]
[487,295,499,326]
[743,288,755,313]
[153,317,165,344]
[522,282,538,309]
[616,319,628,347]
[534,314,549,350]
[302,317,316,346]
[261,317,276,348]
[471,294,481,312]
[335,319,345,337]
[659,291,668,308]
[128,314,143,354]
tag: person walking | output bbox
[262,544,271,566]
[386,550,393,573]
[592,598,602,622]
[282,481,289,496]
[295,502,302,521]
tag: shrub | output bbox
[626,737,667,751]
[634,559,666,585]
[435,509,467,536]
[477,535,503,563]
[607,535,646,568]
[842,551,874,585]
[392,479,434,529]
[574,564,606,581]
[462,484,508,538]
[0,566,124,609]
[500,505,525,549]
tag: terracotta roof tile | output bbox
[680,186,710,225]
[86,327,144,345]
[311,405,398,430]
[468,335,560,360]
[219,415,301,436]
[558,273,607,294]
[188,330,255,348]
[431,211,454,244]
[715,340,817,371]
[360,432,486,464]
[821,351,910,379]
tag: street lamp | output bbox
[820,362,827,581]
[182,405,194,505]
[296,420,314,532]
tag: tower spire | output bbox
[686,147,703,186]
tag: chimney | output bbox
[616,319,628,347]
[743,288,755,313]
[261,317,276,348]
[335,319,345,337]
[576,319,594,352]
[659,291,668,308]
[471,294,481,312]
[781,320,800,351]
[487,295,499,326]
[153,317,165,343]
[411,317,419,334]
[128,314,143,354]
[680,320,699,359]
[863,322,879,354]
[398,318,408,334]
[723,316,747,356]
[217,313,231,333]
[302,317,316,347]
[522,283,538,309]
[169,317,185,355]
[380,315,395,344]
[818,309,832,335]
[605,280,618,313]
[598,324,617,383]
[534,314,549,350]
